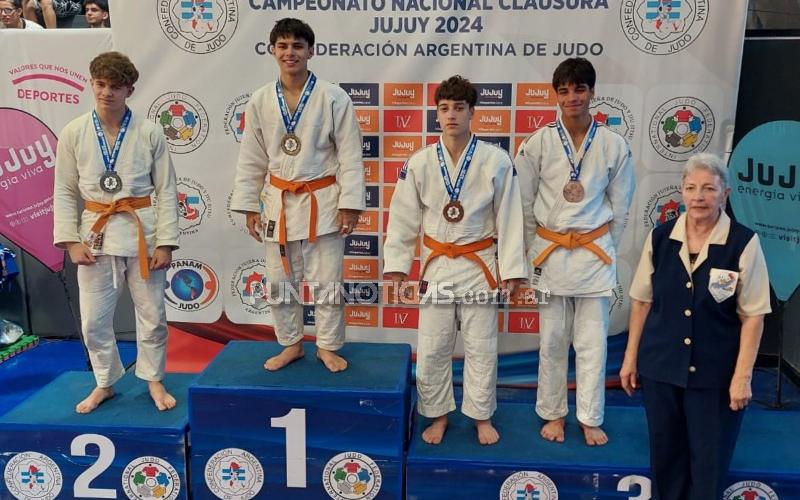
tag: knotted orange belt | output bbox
[269,174,337,274]
[420,235,498,290]
[532,223,611,267]
[84,196,152,280]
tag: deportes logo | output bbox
[148,92,210,154]
[3,451,63,500]
[222,93,250,143]
[591,95,635,143]
[231,258,271,315]
[322,452,382,500]
[9,63,88,105]
[499,471,558,500]
[157,0,238,54]
[620,0,709,55]
[177,177,213,236]
[205,448,264,500]
[642,184,685,229]
[649,97,714,161]
[724,481,779,500]
[122,456,181,500]
[165,259,220,311]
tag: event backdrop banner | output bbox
[0,29,113,272]
[110,0,748,353]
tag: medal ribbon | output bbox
[276,72,317,136]
[436,135,478,202]
[92,108,132,174]
[555,118,597,182]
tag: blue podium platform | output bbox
[0,371,193,500]
[406,402,800,499]
[189,341,411,500]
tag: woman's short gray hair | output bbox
[681,153,728,189]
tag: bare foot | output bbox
[264,343,305,371]
[580,423,608,446]
[148,381,177,411]
[75,386,114,414]
[475,419,500,445]
[540,417,565,443]
[316,347,348,373]
[421,415,448,445]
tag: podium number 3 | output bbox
[617,475,652,500]
[271,408,307,488]
[71,434,116,498]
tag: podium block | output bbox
[0,371,192,500]
[189,341,411,500]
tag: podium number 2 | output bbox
[270,408,307,488]
[71,434,116,498]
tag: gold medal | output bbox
[443,200,464,223]
[281,133,301,156]
[562,180,585,203]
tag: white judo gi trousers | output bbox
[264,232,345,351]
[536,294,609,427]
[77,255,168,388]
[416,301,497,421]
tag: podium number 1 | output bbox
[271,408,307,488]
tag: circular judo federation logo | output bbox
[205,448,264,500]
[724,480,779,500]
[157,0,238,54]
[148,92,209,154]
[649,97,714,162]
[642,184,685,230]
[165,259,220,311]
[3,451,63,500]
[499,470,558,500]
[177,178,213,236]
[222,93,251,143]
[323,452,382,500]
[619,0,709,55]
[591,95,636,143]
[122,456,181,500]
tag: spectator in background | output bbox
[22,0,81,28]
[84,0,108,28]
[1,0,43,28]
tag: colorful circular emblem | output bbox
[499,471,558,500]
[231,258,271,315]
[222,94,251,143]
[723,480,779,500]
[649,97,714,162]
[157,0,238,54]
[3,451,63,500]
[165,259,220,311]
[148,92,209,154]
[177,178,213,236]
[204,448,264,500]
[322,452,382,500]
[619,0,709,55]
[590,95,636,143]
[122,456,181,500]
[642,184,685,229]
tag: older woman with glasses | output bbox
[620,153,771,500]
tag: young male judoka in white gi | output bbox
[384,76,527,445]
[515,57,635,445]
[230,18,365,372]
[53,51,179,414]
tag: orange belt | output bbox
[532,223,611,267]
[269,174,337,274]
[84,196,152,280]
[421,235,498,290]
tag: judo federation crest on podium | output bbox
[204,448,264,500]
[499,470,558,500]
[322,452,382,500]
[121,456,181,500]
[3,451,63,500]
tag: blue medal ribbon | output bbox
[276,72,317,136]
[92,108,131,175]
[555,118,598,182]
[436,135,478,202]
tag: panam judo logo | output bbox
[165,259,219,311]
[157,0,238,54]
[231,258,271,316]
[642,184,685,229]
[148,92,209,154]
[649,97,714,162]
[121,456,181,500]
[177,177,212,236]
[204,448,264,500]
[3,451,63,500]
[590,95,635,143]
[620,0,709,55]
[222,93,250,143]
[499,471,558,500]
[322,452,382,500]
[724,481,779,500]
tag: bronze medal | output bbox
[562,180,585,203]
[281,133,301,156]
[443,200,464,223]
